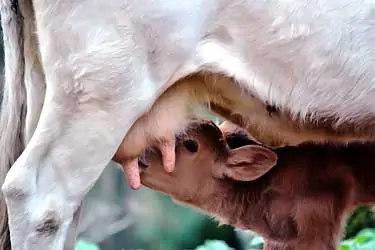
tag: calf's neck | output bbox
[140,119,375,250]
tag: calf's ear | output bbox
[223,145,277,181]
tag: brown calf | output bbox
[140,119,375,250]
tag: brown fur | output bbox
[113,71,368,188]
[114,71,374,173]
[140,119,375,250]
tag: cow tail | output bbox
[0,0,26,248]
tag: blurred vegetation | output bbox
[345,206,375,239]
[203,226,375,250]
[0,15,374,250]
[341,228,375,250]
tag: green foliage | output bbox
[195,228,375,250]
[133,191,238,250]
[248,236,264,250]
[75,239,100,250]
[344,207,375,239]
[194,240,233,250]
[340,228,375,250]
[242,226,375,250]
[134,192,211,249]
[193,237,263,250]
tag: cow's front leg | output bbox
[2,32,161,250]
[2,80,158,250]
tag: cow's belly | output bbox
[170,0,375,148]
[194,74,375,148]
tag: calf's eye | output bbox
[183,140,199,153]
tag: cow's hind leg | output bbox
[2,31,159,250]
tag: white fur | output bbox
[2,0,375,249]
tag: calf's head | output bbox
[140,118,277,208]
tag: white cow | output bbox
[2,0,375,249]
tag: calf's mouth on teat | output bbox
[138,117,278,205]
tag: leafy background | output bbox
[0,18,374,250]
